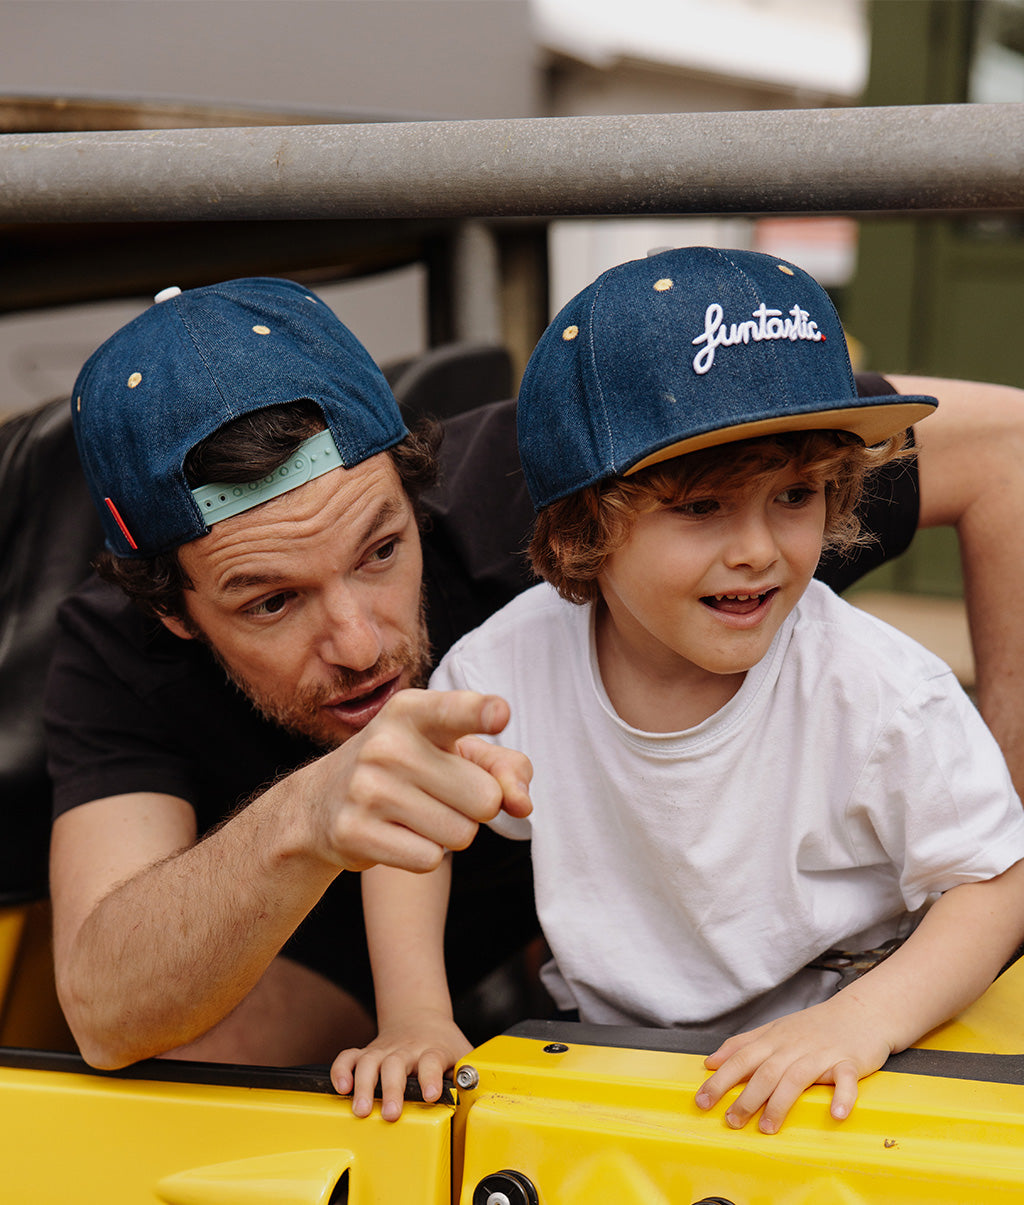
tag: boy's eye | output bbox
[676,498,719,518]
[777,486,817,506]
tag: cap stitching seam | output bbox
[586,272,616,470]
[174,293,237,422]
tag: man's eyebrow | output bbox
[218,496,407,597]
[361,496,404,543]
[219,570,289,597]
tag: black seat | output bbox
[386,342,512,422]
[0,398,103,903]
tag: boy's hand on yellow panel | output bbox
[331,1010,472,1122]
[695,992,893,1134]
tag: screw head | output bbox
[455,1064,479,1090]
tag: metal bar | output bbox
[1,104,1022,223]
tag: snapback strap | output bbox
[191,427,343,527]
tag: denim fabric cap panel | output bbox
[71,277,408,558]
[516,246,938,510]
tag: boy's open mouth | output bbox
[701,588,779,616]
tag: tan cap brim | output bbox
[627,399,937,475]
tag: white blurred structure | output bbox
[533,0,868,112]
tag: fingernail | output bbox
[832,1104,848,1120]
[726,1112,742,1129]
[382,1101,400,1122]
[759,1118,777,1135]
[354,1096,370,1117]
[695,1090,710,1109]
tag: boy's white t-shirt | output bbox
[430,579,1024,1031]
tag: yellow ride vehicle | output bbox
[2,887,1024,1203]
[2,101,1024,1205]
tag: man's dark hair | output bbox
[96,400,442,621]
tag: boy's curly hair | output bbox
[529,429,911,605]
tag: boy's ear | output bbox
[159,614,195,641]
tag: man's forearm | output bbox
[897,375,1024,795]
[52,689,532,1067]
[54,778,339,1068]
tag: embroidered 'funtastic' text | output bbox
[691,303,825,374]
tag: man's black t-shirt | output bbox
[44,380,919,1007]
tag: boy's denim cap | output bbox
[72,277,408,557]
[517,246,938,509]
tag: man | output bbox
[45,276,1024,1072]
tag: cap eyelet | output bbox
[562,325,579,341]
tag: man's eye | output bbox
[368,539,397,563]
[248,593,290,617]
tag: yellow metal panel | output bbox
[156,1148,354,1204]
[0,1064,451,1205]
[0,905,27,1001]
[455,1033,1024,1204]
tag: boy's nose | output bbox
[724,513,778,572]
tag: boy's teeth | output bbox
[716,593,757,600]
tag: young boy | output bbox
[332,247,1024,1134]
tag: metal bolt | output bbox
[543,1042,569,1054]
[473,1170,539,1205]
[455,1064,479,1090]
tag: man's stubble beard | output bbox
[200,600,432,750]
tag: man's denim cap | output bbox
[517,247,938,510]
[72,277,408,557]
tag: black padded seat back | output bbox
[0,398,103,902]
[386,342,512,422]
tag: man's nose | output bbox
[316,588,383,672]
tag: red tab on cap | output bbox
[104,498,138,551]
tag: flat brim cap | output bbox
[72,277,407,557]
[517,247,937,509]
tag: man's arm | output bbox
[893,375,1024,794]
[50,690,530,1069]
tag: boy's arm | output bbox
[331,857,471,1121]
[696,856,1024,1134]
[331,729,533,1122]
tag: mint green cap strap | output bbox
[191,427,343,527]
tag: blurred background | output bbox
[2,0,1023,666]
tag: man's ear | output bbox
[159,614,195,641]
